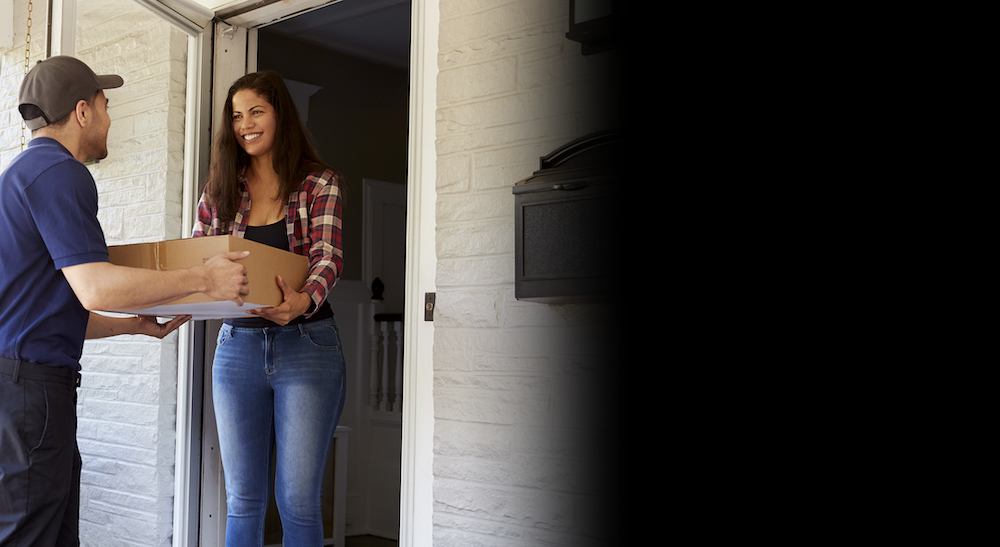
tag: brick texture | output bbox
[434,1,621,546]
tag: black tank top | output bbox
[224,221,333,328]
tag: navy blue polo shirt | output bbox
[0,137,109,370]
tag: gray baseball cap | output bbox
[18,55,124,130]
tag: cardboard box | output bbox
[105,235,309,320]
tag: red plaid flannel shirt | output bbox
[192,168,344,316]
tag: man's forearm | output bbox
[86,312,191,340]
[65,261,211,311]
[85,312,136,339]
[64,251,249,312]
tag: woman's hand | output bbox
[248,275,313,326]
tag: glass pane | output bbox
[73,2,189,547]
[76,0,189,243]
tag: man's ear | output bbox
[74,99,90,127]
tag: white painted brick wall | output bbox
[435,1,620,546]
[1,1,187,546]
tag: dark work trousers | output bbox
[0,357,82,547]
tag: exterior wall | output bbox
[1,1,187,546]
[434,1,621,546]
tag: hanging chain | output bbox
[21,0,33,151]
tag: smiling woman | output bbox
[190,69,348,547]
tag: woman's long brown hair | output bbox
[204,70,330,229]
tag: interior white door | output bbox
[364,179,407,314]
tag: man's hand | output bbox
[86,312,192,339]
[131,315,191,338]
[201,251,251,305]
[247,275,312,326]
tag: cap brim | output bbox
[97,74,124,90]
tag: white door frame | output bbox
[398,3,437,544]
[126,0,436,545]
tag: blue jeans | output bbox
[212,317,346,547]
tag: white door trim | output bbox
[399,2,437,546]
[173,29,213,547]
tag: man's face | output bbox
[83,90,111,161]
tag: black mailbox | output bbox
[513,130,622,303]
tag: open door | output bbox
[196,2,409,545]
[130,0,438,545]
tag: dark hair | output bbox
[30,89,99,132]
[205,70,329,228]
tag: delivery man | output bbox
[0,55,249,546]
